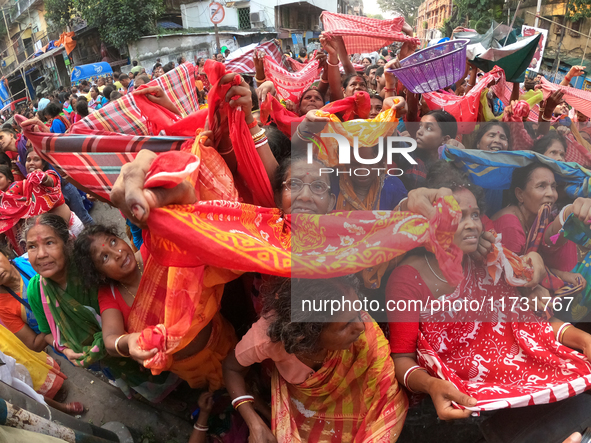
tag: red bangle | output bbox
[383,87,395,92]
[247,118,258,129]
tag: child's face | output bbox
[416,115,448,151]
[0,172,11,191]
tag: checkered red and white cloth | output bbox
[286,56,306,72]
[225,41,283,75]
[320,12,420,54]
[70,62,200,136]
[264,57,321,102]
[541,77,591,120]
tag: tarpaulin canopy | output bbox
[71,62,113,84]
[469,34,541,83]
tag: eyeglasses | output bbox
[283,178,330,195]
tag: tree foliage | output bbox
[366,13,385,20]
[377,0,422,24]
[44,0,76,33]
[44,0,165,46]
[568,0,591,22]
[440,0,504,37]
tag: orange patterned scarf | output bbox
[272,316,408,442]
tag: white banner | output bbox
[522,25,548,72]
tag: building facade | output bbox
[415,0,453,43]
[509,0,591,87]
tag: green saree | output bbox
[28,264,180,402]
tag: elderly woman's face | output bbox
[318,286,365,351]
[26,225,68,282]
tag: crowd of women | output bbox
[2,14,591,443]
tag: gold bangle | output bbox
[234,399,254,409]
[114,334,130,357]
[559,324,573,343]
[255,77,267,83]
[251,128,266,141]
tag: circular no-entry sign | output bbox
[210,2,225,24]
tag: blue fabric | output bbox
[126,218,144,249]
[70,62,113,83]
[11,256,39,334]
[442,147,591,199]
[493,97,505,116]
[62,182,94,225]
[50,118,67,134]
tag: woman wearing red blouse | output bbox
[387,163,591,423]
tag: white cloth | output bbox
[0,350,46,405]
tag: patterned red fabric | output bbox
[320,12,420,53]
[204,60,274,207]
[423,66,506,134]
[285,56,306,72]
[264,57,321,102]
[70,62,200,136]
[0,170,64,234]
[225,41,283,75]
[564,132,591,167]
[498,82,541,123]
[16,113,191,201]
[541,77,591,120]
[417,257,591,412]
[260,94,304,135]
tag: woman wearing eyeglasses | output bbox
[273,153,336,215]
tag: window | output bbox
[238,7,251,30]
[570,19,582,37]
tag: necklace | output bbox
[298,352,327,364]
[513,205,530,236]
[118,261,143,299]
[119,282,136,299]
[425,254,448,284]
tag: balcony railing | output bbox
[9,0,41,22]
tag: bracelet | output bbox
[540,114,552,122]
[114,334,130,357]
[403,365,426,393]
[397,197,408,212]
[231,395,255,406]
[234,399,255,410]
[193,423,209,432]
[565,76,572,82]
[557,322,573,343]
[327,60,339,67]
[218,146,234,155]
[247,118,259,129]
[383,87,395,92]
[251,128,266,141]
[255,77,267,83]
[320,77,328,83]
[254,137,268,149]
[559,204,572,226]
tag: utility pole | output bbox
[551,0,571,82]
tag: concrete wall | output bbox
[126,33,270,74]
[521,4,591,61]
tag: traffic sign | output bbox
[210,2,225,24]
